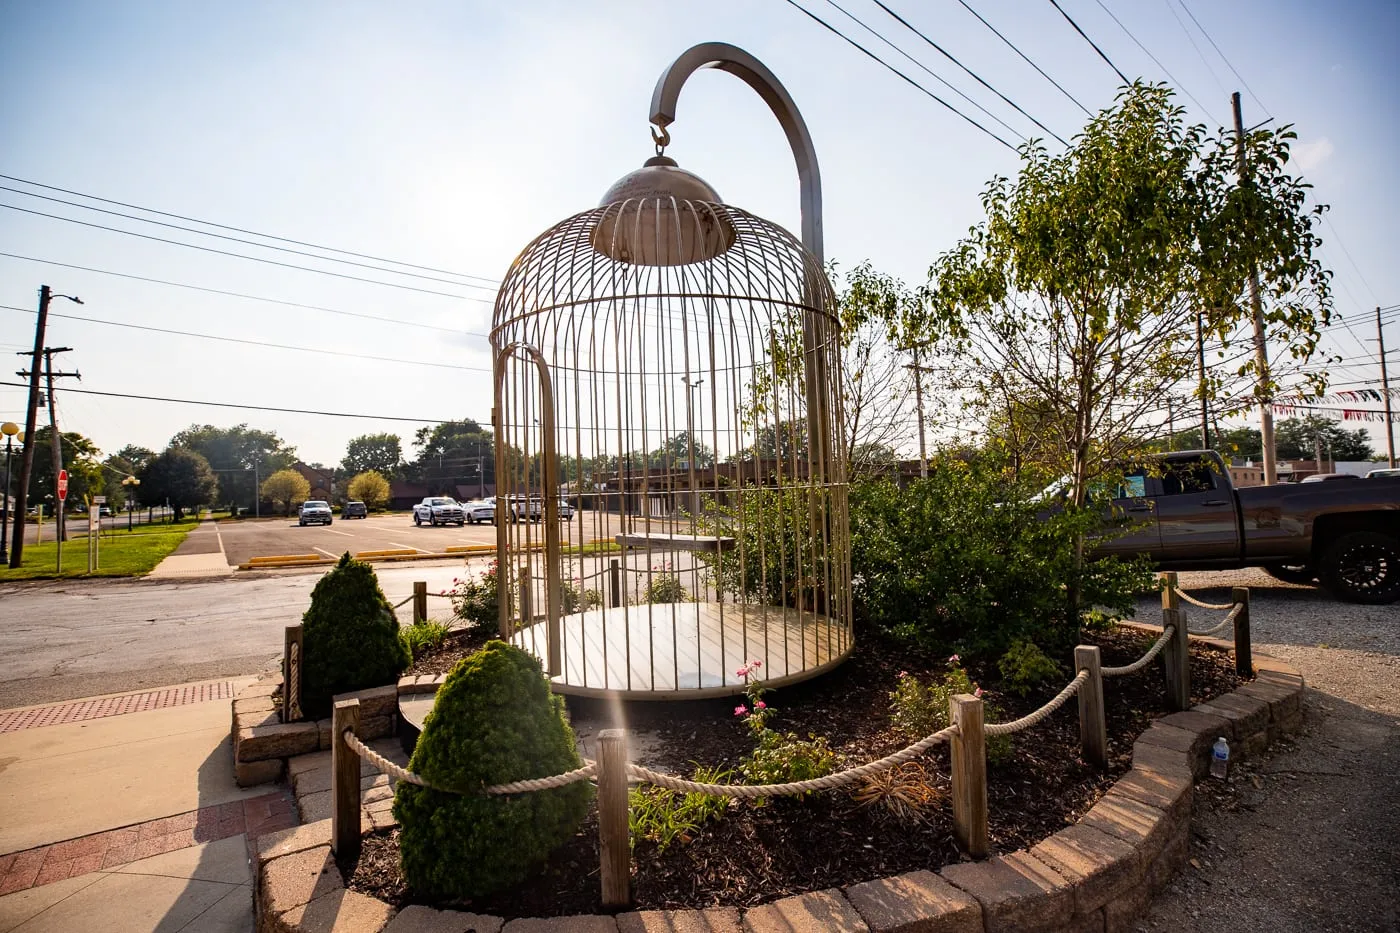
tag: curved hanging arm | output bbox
[649,42,824,264]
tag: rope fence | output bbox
[330,571,1253,908]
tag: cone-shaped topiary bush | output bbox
[300,552,411,719]
[393,641,592,899]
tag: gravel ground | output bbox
[1130,568,1399,933]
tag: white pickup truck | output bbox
[412,497,465,527]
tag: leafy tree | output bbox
[1275,416,1372,462]
[139,447,218,520]
[169,424,296,511]
[342,433,403,478]
[260,469,310,516]
[346,470,391,509]
[650,431,714,470]
[114,445,155,473]
[408,420,492,488]
[922,82,1331,512]
[26,428,104,526]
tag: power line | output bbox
[820,0,1028,143]
[0,203,486,302]
[0,379,478,425]
[0,304,491,373]
[866,0,1070,145]
[778,0,1019,151]
[0,173,501,287]
[1090,0,1219,122]
[953,0,1092,116]
[0,251,483,336]
[1178,1,1269,117]
[1322,215,1382,306]
[1048,0,1130,84]
[1162,0,1229,100]
[0,184,496,293]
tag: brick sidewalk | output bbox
[0,681,235,734]
[0,789,295,896]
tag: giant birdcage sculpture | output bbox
[490,153,851,698]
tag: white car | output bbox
[465,498,497,524]
[1365,467,1400,479]
[412,497,465,527]
[298,500,333,526]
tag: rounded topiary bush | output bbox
[300,552,411,719]
[393,641,592,899]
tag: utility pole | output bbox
[1233,91,1277,484]
[1380,306,1396,468]
[901,346,930,479]
[1196,312,1210,449]
[44,348,78,544]
[9,288,50,567]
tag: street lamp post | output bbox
[122,474,140,532]
[1,422,19,564]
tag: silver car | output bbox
[298,500,333,526]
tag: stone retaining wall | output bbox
[232,674,399,787]
[253,643,1305,933]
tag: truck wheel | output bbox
[414,514,421,526]
[1319,531,1400,604]
[1263,563,1316,585]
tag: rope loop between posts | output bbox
[1174,587,1234,611]
[342,729,597,795]
[627,724,960,798]
[1102,624,1176,677]
[984,669,1090,735]
[1188,602,1243,637]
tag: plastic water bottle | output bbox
[1210,737,1230,779]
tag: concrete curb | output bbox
[254,641,1305,933]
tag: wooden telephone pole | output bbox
[1233,92,1277,484]
[1381,306,1395,468]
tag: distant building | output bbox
[292,462,335,501]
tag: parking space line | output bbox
[313,546,339,559]
[325,529,355,536]
[389,542,431,553]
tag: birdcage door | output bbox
[493,343,563,676]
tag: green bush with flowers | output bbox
[889,654,1011,764]
[733,660,838,792]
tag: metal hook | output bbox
[651,124,671,156]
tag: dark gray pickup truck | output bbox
[1096,450,1400,604]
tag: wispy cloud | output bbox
[1293,137,1335,172]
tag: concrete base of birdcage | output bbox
[508,601,853,700]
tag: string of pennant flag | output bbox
[1269,403,1397,422]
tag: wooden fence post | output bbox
[597,729,631,908]
[949,694,988,858]
[1230,586,1252,677]
[331,699,362,860]
[1075,645,1107,769]
[281,625,303,723]
[1163,607,1190,711]
[1160,571,1179,613]
[609,559,622,608]
[412,581,428,624]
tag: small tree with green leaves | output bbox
[299,553,410,719]
[261,469,310,516]
[346,470,391,509]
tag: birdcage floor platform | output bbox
[509,601,853,700]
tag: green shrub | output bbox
[888,658,1011,764]
[644,570,687,604]
[400,619,450,659]
[393,641,592,899]
[850,452,1152,660]
[997,638,1063,697]
[299,553,411,719]
[561,578,603,614]
[732,660,838,792]
[629,764,732,852]
[448,560,499,629]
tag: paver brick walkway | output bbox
[0,682,235,734]
[0,790,295,896]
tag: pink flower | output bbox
[948,654,961,664]
[974,687,984,698]
[755,701,766,710]
[737,668,748,678]
[897,670,908,679]
[734,705,748,717]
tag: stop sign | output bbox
[57,469,69,501]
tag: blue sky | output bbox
[2,0,1396,465]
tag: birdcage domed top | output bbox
[492,198,834,336]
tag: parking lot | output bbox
[216,509,631,566]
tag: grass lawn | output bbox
[1,521,196,580]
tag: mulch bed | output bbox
[344,624,1242,917]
